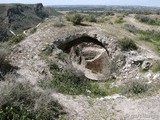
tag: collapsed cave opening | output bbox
[56,35,112,80]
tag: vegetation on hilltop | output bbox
[135,14,160,25]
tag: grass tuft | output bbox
[0,81,66,120]
[118,38,138,51]
[38,62,122,97]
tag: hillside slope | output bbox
[0,3,60,41]
[7,16,160,119]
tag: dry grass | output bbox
[0,80,66,120]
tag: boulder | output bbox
[141,60,152,71]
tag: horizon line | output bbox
[0,3,160,8]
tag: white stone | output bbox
[153,74,160,80]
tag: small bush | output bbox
[118,38,138,51]
[123,24,137,33]
[41,44,56,56]
[65,14,71,21]
[96,17,105,23]
[137,30,160,41]
[0,82,66,120]
[151,61,160,72]
[135,15,160,25]
[49,61,61,72]
[44,66,90,95]
[137,30,160,52]
[0,48,14,77]
[67,14,84,25]
[115,17,124,24]
[57,52,67,61]
[8,34,25,45]
[123,80,149,95]
[105,11,115,16]
[84,15,97,22]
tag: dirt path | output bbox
[52,92,160,120]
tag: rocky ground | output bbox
[8,17,160,120]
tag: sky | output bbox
[0,0,160,7]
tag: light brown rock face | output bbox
[85,55,104,73]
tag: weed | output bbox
[0,48,15,77]
[135,14,160,25]
[123,24,137,33]
[66,13,84,25]
[84,15,97,22]
[41,44,56,56]
[118,38,138,51]
[151,61,160,72]
[0,82,66,120]
[122,80,149,96]
[137,30,160,52]
[8,34,25,45]
[57,52,68,61]
[87,99,94,107]
[115,17,124,24]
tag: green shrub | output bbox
[115,17,124,24]
[151,61,160,72]
[135,14,160,25]
[43,66,90,95]
[68,13,84,25]
[123,80,149,95]
[8,34,25,45]
[123,24,137,33]
[137,30,160,41]
[137,30,160,52]
[0,82,65,120]
[84,15,97,22]
[105,11,115,16]
[96,17,105,23]
[48,61,61,71]
[57,52,67,61]
[0,48,14,76]
[41,44,55,56]
[65,14,71,21]
[118,38,138,51]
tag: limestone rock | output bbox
[141,60,152,71]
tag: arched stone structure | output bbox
[57,36,109,55]
[54,33,115,80]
